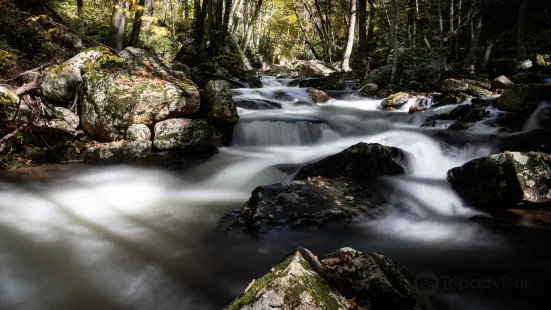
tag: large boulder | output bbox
[364,64,393,87]
[497,84,551,113]
[42,49,104,102]
[495,130,551,154]
[359,83,379,97]
[440,79,469,93]
[226,247,433,310]
[491,75,514,89]
[225,178,387,235]
[80,47,201,141]
[225,248,351,310]
[0,86,19,121]
[295,143,408,182]
[84,141,152,164]
[298,60,336,77]
[201,80,239,143]
[153,119,219,156]
[126,124,151,141]
[447,152,551,208]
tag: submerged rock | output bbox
[497,84,551,113]
[295,143,408,182]
[235,99,280,110]
[308,88,330,103]
[84,141,152,164]
[447,152,551,208]
[226,247,433,310]
[226,178,387,234]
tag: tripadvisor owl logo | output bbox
[414,271,530,295]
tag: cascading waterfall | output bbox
[0,76,548,310]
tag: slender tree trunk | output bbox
[455,0,461,57]
[77,0,84,35]
[464,11,482,69]
[292,0,320,59]
[366,0,375,53]
[481,36,493,69]
[449,0,454,51]
[357,0,366,71]
[436,0,444,48]
[241,0,263,49]
[390,0,399,84]
[110,0,126,51]
[130,0,150,46]
[223,0,232,31]
[517,0,528,58]
[342,0,357,71]
[412,0,418,47]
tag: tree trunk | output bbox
[366,0,375,53]
[130,0,152,47]
[77,0,84,35]
[413,0,418,47]
[241,0,263,50]
[110,0,126,51]
[517,0,528,58]
[358,0,366,71]
[463,11,482,69]
[455,0,461,57]
[223,0,232,31]
[292,0,320,59]
[449,0,454,51]
[481,36,493,70]
[342,0,357,71]
[390,0,399,84]
[436,0,444,48]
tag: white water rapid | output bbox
[0,77,548,310]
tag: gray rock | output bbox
[491,75,514,89]
[295,143,408,182]
[364,64,393,87]
[84,141,152,164]
[359,83,379,97]
[153,119,219,153]
[225,248,351,310]
[31,107,80,136]
[126,124,151,141]
[516,59,533,70]
[497,84,551,113]
[42,49,104,102]
[298,60,337,77]
[447,152,551,208]
[201,80,239,141]
[80,47,200,141]
[381,92,412,109]
[308,88,330,103]
[440,79,469,93]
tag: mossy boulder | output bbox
[497,84,551,113]
[225,248,350,310]
[80,47,200,141]
[381,92,411,109]
[201,80,239,143]
[226,247,433,310]
[447,152,551,208]
[308,88,330,103]
[84,141,152,164]
[0,86,19,121]
[440,79,469,93]
[41,48,105,103]
[153,118,219,156]
[295,143,408,182]
[432,92,471,108]
[466,85,493,98]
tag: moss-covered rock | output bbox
[0,86,19,121]
[126,124,151,141]
[84,141,152,164]
[308,88,330,103]
[447,152,551,208]
[497,84,551,113]
[381,92,411,109]
[466,85,493,98]
[80,47,200,141]
[295,142,408,182]
[153,118,219,156]
[225,248,350,310]
[201,80,239,143]
[440,79,469,93]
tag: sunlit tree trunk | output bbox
[436,0,444,48]
[130,0,153,47]
[342,0,356,71]
[110,0,126,51]
[241,0,263,49]
[517,0,527,58]
[292,0,320,59]
[390,0,399,84]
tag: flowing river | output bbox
[0,77,549,310]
